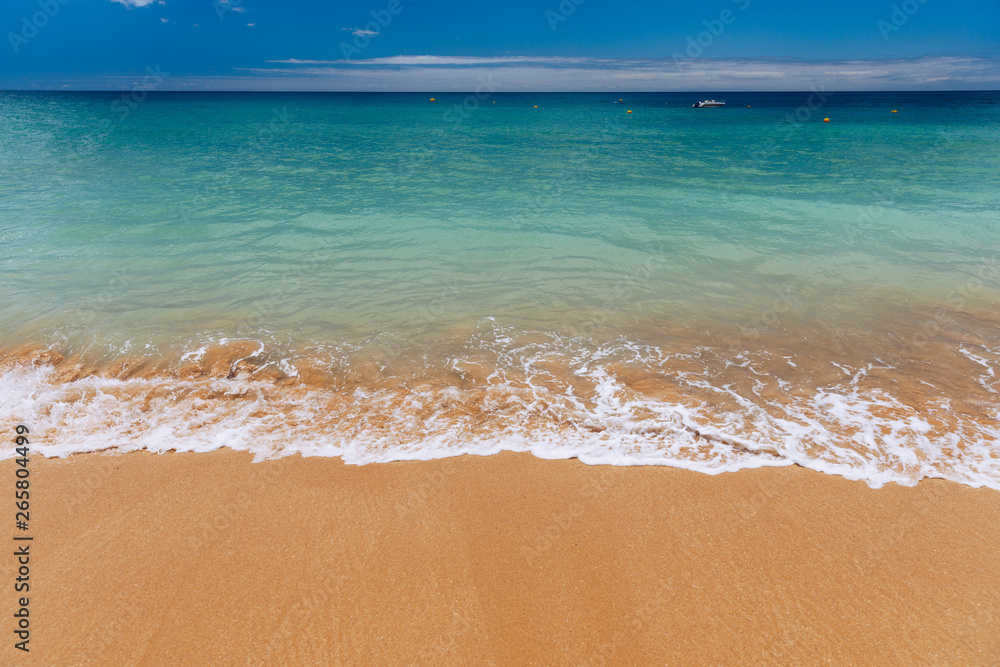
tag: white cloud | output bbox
[215,0,245,13]
[21,55,998,92]
[241,55,1000,92]
[108,0,160,7]
[270,56,594,66]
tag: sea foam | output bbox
[3,328,998,491]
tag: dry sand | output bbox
[2,449,999,666]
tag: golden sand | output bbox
[2,450,999,665]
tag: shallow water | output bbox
[1,91,998,487]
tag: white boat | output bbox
[692,99,725,108]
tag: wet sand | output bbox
[2,450,999,665]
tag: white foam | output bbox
[960,346,999,394]
[179,346,208,362]
[2,330,999,491]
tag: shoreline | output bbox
[4,320,999,490]
[3,449,999,664]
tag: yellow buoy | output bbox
[823,118,830,123]
[533,105,538,108]
[891,109,898,113]
[626,110,633,113]
[429,98,436,102]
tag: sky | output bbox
[1,0,998,91]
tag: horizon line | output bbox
[3,88,999,93]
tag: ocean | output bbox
[1,90,998,488]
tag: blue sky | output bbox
[2,0,998,90]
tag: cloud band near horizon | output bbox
[6,55,999,92]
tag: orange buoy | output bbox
[747,105,751,108]
[626,110,633,113]
[533,105,538,108]
[823,118,830,123]
[429,98,436,102]
[891,109,898,113]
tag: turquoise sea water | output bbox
[1,91,999,487]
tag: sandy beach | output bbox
[2,450,998,665]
